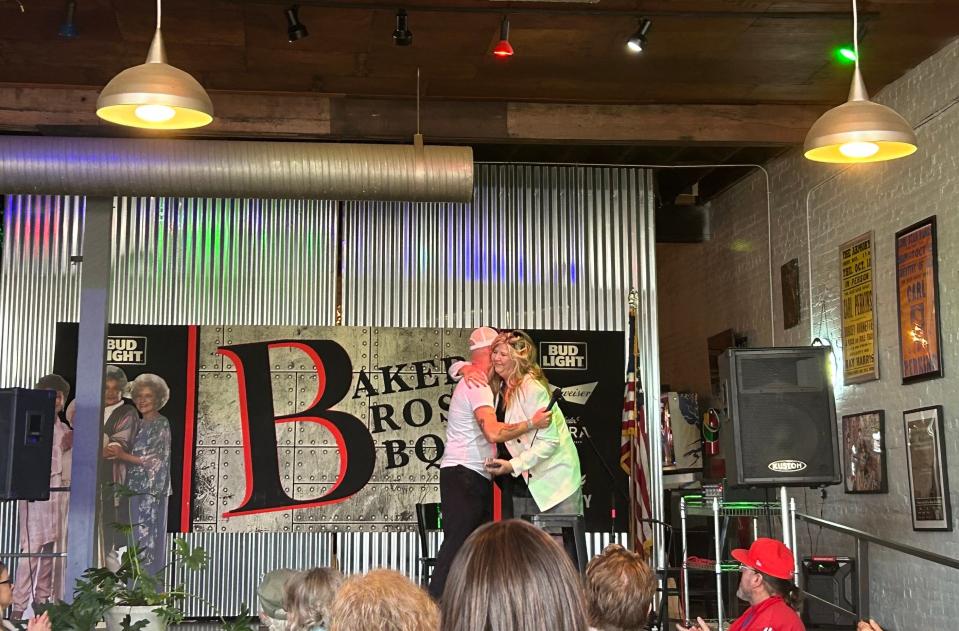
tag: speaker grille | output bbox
[724,348,839,487]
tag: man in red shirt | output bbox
[677,538,805,631]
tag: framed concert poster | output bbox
[840,232,879,383]
[895,216,943,383]
[842,410,887,494]
[903,406,952,531]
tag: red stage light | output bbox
[493,39,514,57]
[492,16,513,57]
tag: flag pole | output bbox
[627,289,638,552]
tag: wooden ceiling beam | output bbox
[0,84,825,146]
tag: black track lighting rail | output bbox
[239,0,878,20]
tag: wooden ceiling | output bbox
[0,0,956,202]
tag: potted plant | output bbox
[42,535,206,631]
[43,484,206,631]
[44,485,253,631]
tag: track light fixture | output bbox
[803,0,917,163]
[393,8,413,46]
[96,0,213,129]
[286,4,309,42]
[626,18,651,53]
[492,16,513,57]
[58,0,78,38]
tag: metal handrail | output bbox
[796,511,959,621]
[796,512,959,570]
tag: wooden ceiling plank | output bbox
[507,103,825,144]
[0,85,824,146]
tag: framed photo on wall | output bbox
[903,406,952,531]
[842,410,887,493]
[895,216,943,383]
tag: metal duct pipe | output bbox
[0,136,473,203]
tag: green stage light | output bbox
[838,46,857,62]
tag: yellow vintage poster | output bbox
[840,232,878,383]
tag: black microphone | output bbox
[545,387,565,411]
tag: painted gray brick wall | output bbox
[658,38,959,628]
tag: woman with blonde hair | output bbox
[484,330,583,518]
[441,519,587,631]
[284,568,343,631]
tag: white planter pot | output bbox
[104,605,168,631]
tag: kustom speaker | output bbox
[719,347,840,487]
[802,556,857,627]
[0,387,57,500]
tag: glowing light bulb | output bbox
[839,141,880,158]
[135,104,176,123]
[838,47,857,62]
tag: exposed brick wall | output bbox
[657,39,959,627]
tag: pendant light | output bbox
[96,0,213,130]
[803,0,916,163]
[493,16,513,57]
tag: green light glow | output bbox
[838,47,857,63]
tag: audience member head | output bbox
[0,560,12,610]
[585,543,655,631]
[284,567,343,631]
[329,568,437,631]
[732,538,802,610]
[441,519,587,631]
[104,365,129,406]
[35,373,70,413]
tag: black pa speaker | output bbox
[719,347,840,487]
[802,556,857,627]
[0,387,57,500]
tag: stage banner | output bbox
[53,323,198,533]
[52,324,626,532]
[839,232,879,384]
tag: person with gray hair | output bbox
[103,373,171,576]
[100,365,140,566]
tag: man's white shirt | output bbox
[441,379,496,479]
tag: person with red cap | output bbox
[677,538,804,631]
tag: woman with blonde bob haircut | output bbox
[484,330,583,517]
[441,519,588,631]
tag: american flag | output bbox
[621,307,652,550]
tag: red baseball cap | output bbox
[731,538,795,580]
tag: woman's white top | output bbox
[500,374,582,511]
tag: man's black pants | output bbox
[427,465,492,600]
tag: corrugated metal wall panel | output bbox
[342,164,647,330]
[1,163,653,617]
[0,196,339,387]
[0,500,21,572]
[0,195,85,388]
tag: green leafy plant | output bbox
[43,484,252,631]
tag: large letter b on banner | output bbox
[218,339,375,517]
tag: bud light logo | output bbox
[768,459,807,473]
[540,342,587,370]
[107,336,147,365]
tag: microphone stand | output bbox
[560,392,675,631]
